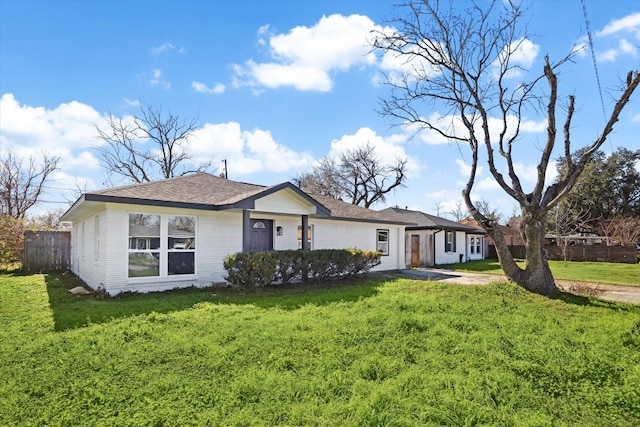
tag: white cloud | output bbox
[189,121,314,175]
[592,12,640,62]
[0,94,103,154]
[409,111,546,146]
[455,158,473,177]
[122,98,141,107]
[494,38,540,79]
[597,38,638,62]
[233,14,381,91]
[236,61,333,91]
[192,81,226,94]
[150,68,171,89]
[0,94,106,195]
[597,12,640,38]
[150,42,184,55]
[475,177,501,191]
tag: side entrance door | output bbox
[249,219,273,252]
[411,235,420,267]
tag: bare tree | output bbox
[444,201,467,221]
[597,216,640,247]
[0,149,59,219]
[373,0,640,294]
[95,104,211,184]
[26,207,67,230]
[476,199,502,223]
[294,142,408,208]
[433,202,443,217]
[548,201,592,265]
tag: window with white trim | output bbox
[297,225,313,250]
[377,229,389,255]
[167,215,196,275]
[128,213,196,278]
[445,230,456,252]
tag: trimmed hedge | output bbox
[223,249,382,288]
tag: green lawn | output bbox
[439,259,640,287]
[2,271,640,426]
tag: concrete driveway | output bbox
[378,268,640,304]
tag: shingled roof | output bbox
[379,207,485,232]
[90,173,268,206]
[64,173,409,225]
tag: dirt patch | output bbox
[556,280,640,304]
[380,268,640,304]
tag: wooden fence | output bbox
[23,230,71,271]
[488,244,638,264]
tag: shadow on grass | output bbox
[550,290,637,311]
[44,271,384,331]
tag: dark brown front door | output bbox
[411,235,420,267]
[249,219,273,252]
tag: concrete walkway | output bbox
[378,268,640,304]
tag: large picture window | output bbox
[128,213,196,278]
[377,229,389,256]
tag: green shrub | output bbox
[273,250,308,284]
[223,251,278,288]
[224,249,382,288]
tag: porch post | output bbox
[301,215,309,251]
[242,210,251,252]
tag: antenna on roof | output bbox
[221,159,228,179]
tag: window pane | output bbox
[128,252,159,277]
[168,216,195,250]
[129,214,160,277]
[168,252,195,275]
[297,225,312,249]
[377,241,389,254]
[129,214,160,238]
[377,229,389,255]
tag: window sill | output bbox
[127,274,197,283]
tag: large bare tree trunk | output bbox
[483,213,558,295]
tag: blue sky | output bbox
[1,0,640,219]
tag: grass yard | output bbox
[441,259,640,287]
[1,271,640,426]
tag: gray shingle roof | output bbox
[311,194,411,224]
[92,173,264,206]
[379,207,485,232]
[75,173,409,225]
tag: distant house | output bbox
[380,207,486,267]
[61,173,409,295]
[459,218,525,246]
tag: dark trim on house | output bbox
[242,210,251,252]
[84,194,219,211]
[321,216,411,226]
[301,215,309,251]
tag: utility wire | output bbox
[581,0,607,121]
